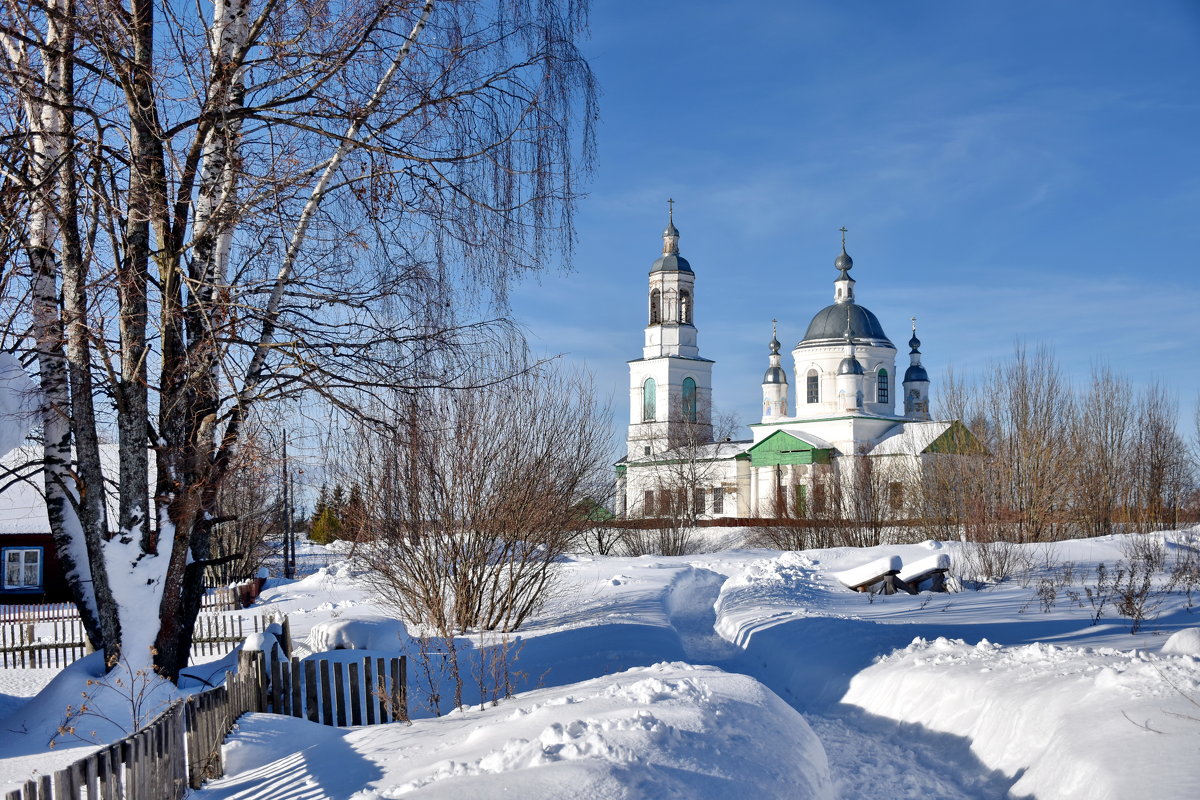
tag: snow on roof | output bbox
[0,353,39,460]
[771,428,836,451]
[868,421,954,456]
[0,445,125,536]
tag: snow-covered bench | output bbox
[832,553,952,595]
[898,553,951,593]
[832,555,905,594]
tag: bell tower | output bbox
[627,202,714,458]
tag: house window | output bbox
[712,487,724,514]
[682,377,697,422]
[680,291,692,324]
[643,378,656,421]
[877,369,889,403]
[807,370,819,404]
[649,289,661,324]
[3,547,42,591]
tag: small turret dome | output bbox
[763,365,788,384]
[663,218,679,238]
[838,356,864,376]
[904,363,929,383]
[835,248,853,272]
[909,333,921,351]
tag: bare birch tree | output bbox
[0,0,596,680]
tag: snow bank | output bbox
[1162,627,1200,655]
[205,662,833,800]
[843,637,1200,799]
[308,617,412,653]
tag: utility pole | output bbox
[283,430,295,579]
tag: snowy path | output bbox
[658,559,1022,799]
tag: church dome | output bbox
[763,365,787,384]
[801,303,893,345]
[838,356,865,376]
[904,363,929,383]
[834,249,853,272]
[650,253,692,273]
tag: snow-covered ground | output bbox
[4,531,1200,798]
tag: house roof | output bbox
[0,445,127,536]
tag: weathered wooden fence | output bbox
[2,649,267,800]
[268,647,408,726]
[1,613,275,669]
[0,603,79,622]
[3,633,408,799]
[0,619,89,668]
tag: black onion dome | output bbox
[802,303,893,345]
[834,248,853,272]
[909,333,921,352]
[905,364,929,383]
[664,218,680,238]
[650,253,692,273]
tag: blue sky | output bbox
[509,0,1200,442]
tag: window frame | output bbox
[2,546,43,592]
[642,378,657,421]
[682,377,698,422]
[877,369,889,404]
[806,370,819,404]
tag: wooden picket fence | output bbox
[268,646,408,726]
[3,627,409,799]
[3,649,267,800]
[0,603,79,622]
[0,619,89,668]
[1,613,273,669]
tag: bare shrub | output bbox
[957,539,1034,585]
[1122,535,1168,573]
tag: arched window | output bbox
[649,289,661,324]
[643,378,657,421]
[682,377,697,422]
[806,370,819,404]
[877,369,889,403]
[680,291,692,324]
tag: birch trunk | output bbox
[8,1,109,654]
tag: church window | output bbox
[682,378,697,422]
[888,482,904,512]
[643,378,657,421]
[807,370,819,404]
[877,369,889,403]
[693,488,706,515]
[644,490,655,516]
[649,289,661,324]
[680,291,692,324]
[712,487,724,514]
[812,482,827,514]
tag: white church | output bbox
[615,208,977,520]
